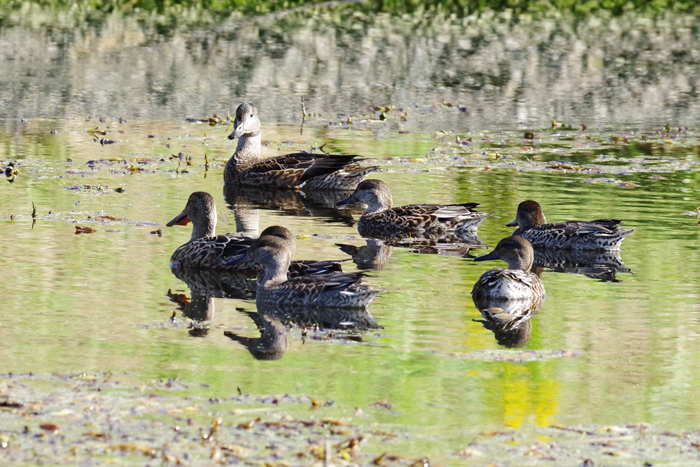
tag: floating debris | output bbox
[5,162,18,182]
[75,226,96,234]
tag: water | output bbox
[2,7,700,462]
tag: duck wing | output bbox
[534,220,622,236]
[288,259,347,278]
[171,235,256,270]
[273,272,366,301]
[249,153,362,187]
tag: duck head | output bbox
[166,191,217,240]
[506,200,546,230]
[474,236,535,271]
[336,179,393,213]
[228,103,261,140]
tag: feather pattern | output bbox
[167,192,346,275]
[224,103,378,189]
[472,236,546,300]
[508,200,633,250]
[235,226,381,308]
[336,179,490,238]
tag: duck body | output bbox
[472,268,545,300]
[472,236,546,300]
[170,234,256,271]
[336,179,490,238]
[167,193,345,276]
[256,272,381,308]
[507,200,633,250]
[224,103,377,189]
[229,226,381,308]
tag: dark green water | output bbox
[2,8,700,463]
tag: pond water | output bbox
[2,6,700,463]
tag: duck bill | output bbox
[225,251,252,266]
[227,120,246,140]
[505,219,518,227]
[474,250,500,262]
[166,211,191,227]
[335,193,357,206]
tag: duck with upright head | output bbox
[228,226,381,308]
[225,103,377,189]
[507,200,633,250]
[472,236,545,300]
[336,179,490,238]
[166,192,344,276]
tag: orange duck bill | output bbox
[166,211,191,227]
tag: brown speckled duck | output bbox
[224,103,377,189]
[228,226,381,308]
[166,192,344,276]
[335,179,490,238]
[472,236,546,300]
[507,200,634,250]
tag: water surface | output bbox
[2,8,700,462]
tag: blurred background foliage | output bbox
[1,0,699,23]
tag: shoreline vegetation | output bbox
[1,0,700,29]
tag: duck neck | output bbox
[231,133,262,171]
[364,194,392,215]
[507,256,532,271]
[258,256,291,288]
[190,210,217,241]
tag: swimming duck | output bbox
[228,226,381,308]
[507,200,633,250]
[167,192,344,277]
[224,103,378,189]
[472,236,546,300]
[335,179,490,238]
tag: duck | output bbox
[228,226,381,308]
[335,179,490,238]
[472,236,546,300]
[506,200,633,250]
[224,103,378,189]
[166,192,344,276]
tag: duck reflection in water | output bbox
[223,185,358,233]
[472,296,544,348]
[337,231,486,271]
[225,310,289,361]
[224,303,380,361]
[532,248,631,282]
[167,289,215,337]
